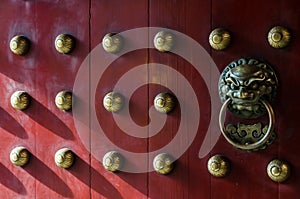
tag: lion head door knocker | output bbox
[218,58,278,151]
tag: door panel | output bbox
[0,1,90,198]
[148,1,212,199]
[211,0,279,198]
[211,0,300,198]
[0,1,37,198]
[34,1,90,198]
[90,1,149,198]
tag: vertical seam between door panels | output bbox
[33,1,37,198]
[209,0,213,199]
[88,0,92,198]
[184,3,190,198]
[277,3,282,198]
[147,0,150,198]
[34,1,37,198]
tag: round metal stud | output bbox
[103,92,124,113]
[154,31,174,52]
[102,33,123,53]
[10,91,31,110]
[10,146,30,166]
[10,35,30,55]
[154,93,176,114]
[268,26,291,49]
[153,153,174,175]
[54,148,75,169]
[209,28,231,50]
[102,151,123,172]
[55,34,75,54]
[267,159,290,183]
[207,155,230,177]
[55,91,72,111]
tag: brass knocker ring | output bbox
[219,98,275,151]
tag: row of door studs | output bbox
[10,91,176,114]
[10,147,173,174]
[8,26,290,58]
[9,146,290,183]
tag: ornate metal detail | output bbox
[209,28,231,50]
[55,34,75,54]
[268,26,291,49]
[267,159,290,183]
[10,146,30,166]
[225,122,276,151]
[102,151,123,172]
[219,58,278,119]
[153,153,174,175]
[10,91,31,110]
[55,91,72,111]
[154,31,174,52]
[154,93,176,114]
[220,99,275,151]
[207,155,230,177]
[102,33,123,53]
[219,58,278,151]
[54,148,75,169]
[103,92,124,113]
[10,35,30,55]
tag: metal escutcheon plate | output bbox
[218,58,278,119]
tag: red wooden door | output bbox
[0,0,299,199]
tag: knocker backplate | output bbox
[218,58,278,119]
[226,123,276,151]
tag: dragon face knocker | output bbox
[219,58,278,118]
[218,58,278,151]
